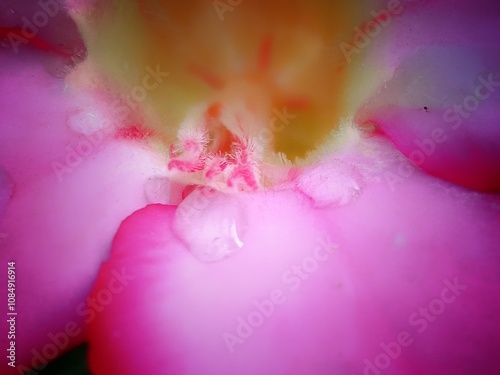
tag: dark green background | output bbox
[35,344,90,375]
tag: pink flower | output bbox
[0,1,168,372]
[1,0,499,374]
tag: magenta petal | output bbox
[0,47,167,374]
[0,0,84,58]
[87,138,500,375]
[360,0,500,190]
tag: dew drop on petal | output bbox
[297,162,363,208]
[173,187,248,263]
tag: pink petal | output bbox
[0,33,168,375]
[87,137,500,375]
[358,0,500,190]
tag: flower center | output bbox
[70,0,369,191]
